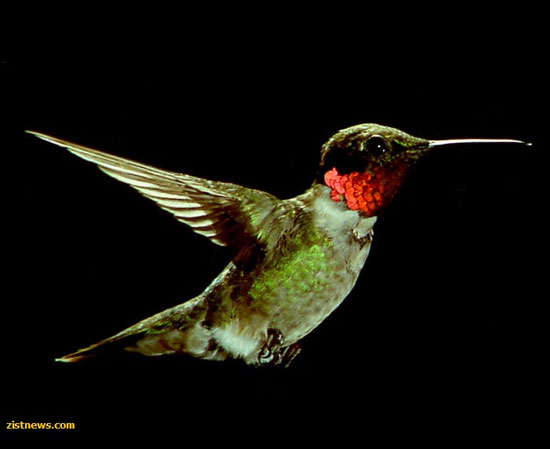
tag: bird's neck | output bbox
[322,163,410,216]
[301,183,378,242]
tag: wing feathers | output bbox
[28,131,279,248]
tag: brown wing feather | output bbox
[27,131,279,249]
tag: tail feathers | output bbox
[56,297,205,362]
[55,352,94,363]
[55,329,144,363]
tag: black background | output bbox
[2,7,547,443]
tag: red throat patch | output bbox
[323,163,410,216]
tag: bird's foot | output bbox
[258,328,284,365]
[258,328,301,367]
[279,342,302,368]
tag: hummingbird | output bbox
[27,124,529,366]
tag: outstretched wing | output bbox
[27,131,279,249]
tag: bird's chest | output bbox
[249,202,376,343]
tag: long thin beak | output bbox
[428,138,532,148]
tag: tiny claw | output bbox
[257,328,285,365]
[281,343,302,368]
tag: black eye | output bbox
[364,136,390,157]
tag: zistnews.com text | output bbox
[6,420,76,430]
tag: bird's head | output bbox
[318,123,529,217]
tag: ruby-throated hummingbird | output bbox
[27,124,530,366]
